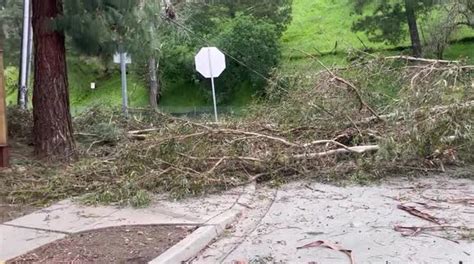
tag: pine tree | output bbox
[61,0,138,58]
[32,0,75,160]
[0,0,22,65]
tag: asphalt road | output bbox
[193,176,474,264]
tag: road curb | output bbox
[149,183,256,264]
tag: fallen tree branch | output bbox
[128,128,161,135]
[385,55,460,64]
[394,225,472,237]
[357,100,474,125]
[293,48,382,121]
[333,76,381,120]
[211,129,299,147]
[302,140,355,152]
[206,157,226,175]
[397,204,444,225]
[293,145,379,159]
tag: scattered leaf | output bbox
[397,204,444,225]
[297,240,355,264]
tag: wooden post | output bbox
[0,43,10,167]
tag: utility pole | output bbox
[0,41,10,168]
[18,0,31,109]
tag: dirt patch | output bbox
[8,225,190,264]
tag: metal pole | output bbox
[19,0,30,109]
[207,48,218,123]
[25,2,33,106]
[120,51,129,117]
[210,76,218,123]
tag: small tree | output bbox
[214,14,280,99]
[422,0,474,59]
[352,0,440,57]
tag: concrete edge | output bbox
[149,183,256,264]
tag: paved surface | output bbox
[193,177,474,264]
[0,186,248,261]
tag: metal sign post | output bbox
[0,46,10,167]
[19,0,32,109]
[195,47,226,123]
[114,52,132,117]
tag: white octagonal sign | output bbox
[195,47,226,78]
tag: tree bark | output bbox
[148,56,160,109]
[404,0,423,57]
[32,0,75,160]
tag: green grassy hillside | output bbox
[281,0,388,57]
[283,0,474,52]
[282,0,474,63]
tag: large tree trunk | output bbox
[32,0,74,160]
[148,57,160,109]
[405,0,422,57]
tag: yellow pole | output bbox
[0,42,9,167]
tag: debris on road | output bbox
[397,204,444,224]
[297,240,355,264]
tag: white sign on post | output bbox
[113,53,132,64]
[195,47,226,123]
[113,52,132,116]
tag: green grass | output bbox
[281,0,391,58]
[67,56,149,114]
[158,79,209,113]
[444,42,474,64]
[282,0,474,58]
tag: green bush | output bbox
[214,14,281,101]
[4,66,19,102]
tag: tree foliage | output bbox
[181,0,293,36]
[0,0,22,65]
[60,0,138,57]
[214,14,280,98]
[352,0,438,45]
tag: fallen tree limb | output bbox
[293,48,381,121]
[293,145,379,159]
[357,100,474,125]
[213,129,299,147]
[394,225,472,237]
[333,76,381,120]
[303,140,356,152]
[385,55,460,64]
[128,128,161,135]
[397,204,444,225]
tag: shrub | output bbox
[4,66,19,100]
[213,14,281,100]
[7,106,32,142]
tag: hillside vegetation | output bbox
[283,0,473,54]
[5,0,474,112]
